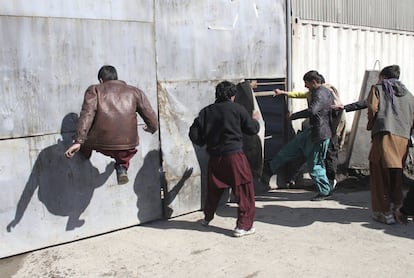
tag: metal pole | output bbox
[286,0,292,92]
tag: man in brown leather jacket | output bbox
[65,65,158,184]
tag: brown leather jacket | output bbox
[75,80,158,150]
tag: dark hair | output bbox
[318,73,326,84]
[380,65,400,79]
[215,81,237,102]
[98,65,118,81]
[303,70,323,84]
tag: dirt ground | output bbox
[1,179,414,278]
[2,147,414,278]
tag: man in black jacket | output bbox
[269,71,334,201]
[189,81,260,237]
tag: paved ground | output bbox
[1,182,414,278]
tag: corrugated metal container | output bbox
[292,0,414,32]
[290,19,414,133]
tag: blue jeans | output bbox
[269,128,331,195]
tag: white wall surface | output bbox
[0,0,153,21]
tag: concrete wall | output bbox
[1,0,288,257]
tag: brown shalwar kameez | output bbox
[367,86,408,213]
[368,134,407,212]
[204,152,255,230]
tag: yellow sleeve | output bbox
[287,91,308,98]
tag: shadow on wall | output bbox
[6,113,114,232]
[191,143,232,207]
[192,144,209,208]
[134,149,194,220]
[134,149,163,222]
[164,167,194,218]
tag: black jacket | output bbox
[344,99,367,112]
[291,86,334,143]
[189,100,259,155]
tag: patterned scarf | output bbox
[382,78,401,115]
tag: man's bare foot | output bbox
[395,209,408,224]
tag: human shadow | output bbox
[6,113,114,232]
[134,150,163,222]
[142,218,234,237]
[191,144,209,207]
[362,219,414,240]
[216,189,370,230]
[221,189,414,239]
[134,150,197,221]
[163,167,194,218]
[256,188,371,209]
[361,182,414,240]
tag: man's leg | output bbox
[233,181,256,231]
[369,160,389,212]
[97,148,137,184]
[269,129,309,173]
[389,168,404,210]
[325,134,339,184]
[400,185,414,216]
[306,139,331,199]
[203,179,225,224]
[369,161,396,224]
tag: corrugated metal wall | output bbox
[1,0,288,258]
[292,0,414,32]
[290,19,414,132]
[289,0,414,133]
[0,0,161,258]
[155,0,287,217]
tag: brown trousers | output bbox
[204,152,256,230]
[80,146,137,169]
[204,181,256,230]
[369,162,403,212]
[369,134,408,213]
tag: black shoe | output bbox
[200,219,210,227]
[311,193,332,201]
[115,165,129,185]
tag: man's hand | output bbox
[250,80,258,89]
[252,110,260,121]
[65,143,81,158]
[142,125,150,133]
[331,104,344,110]
[273,89,287,96]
